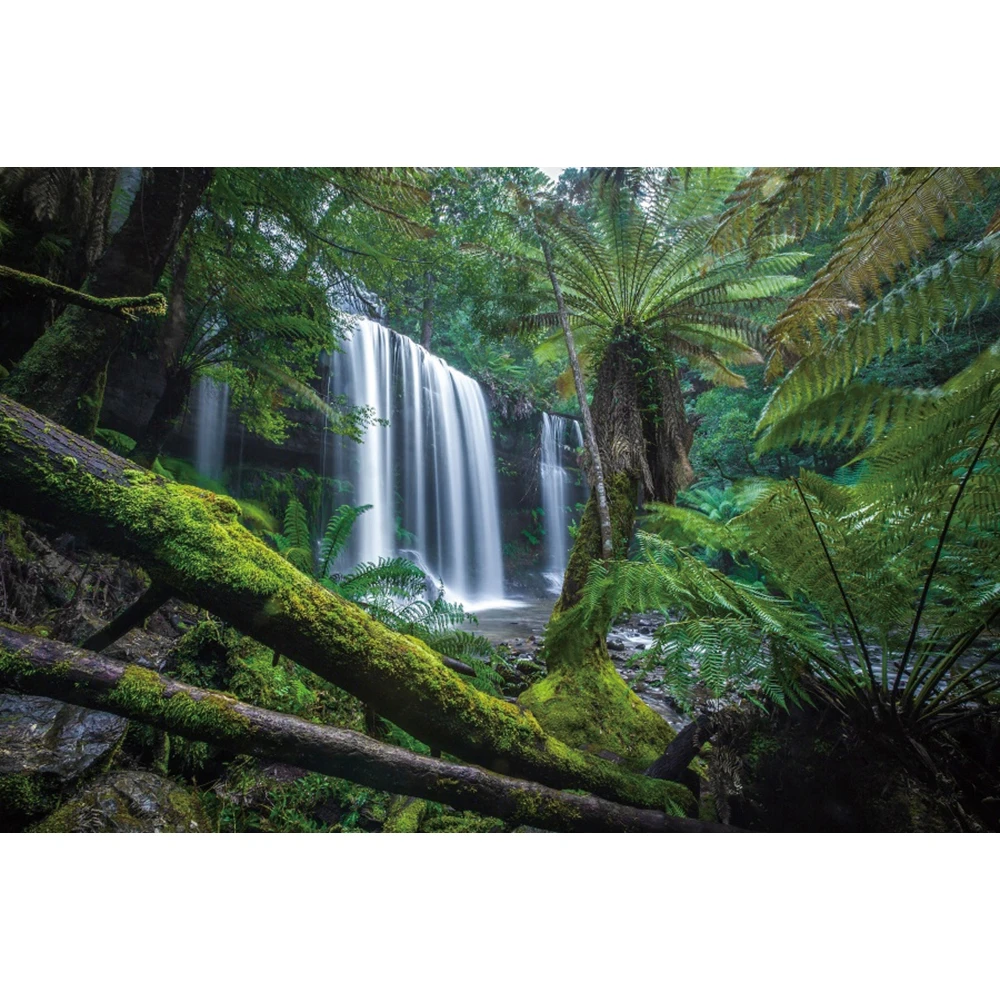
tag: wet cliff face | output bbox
[493,413,544,590]
[101,333,582,598]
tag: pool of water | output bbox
[461,596,557,643]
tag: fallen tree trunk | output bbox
[81,582,175,652]
[645,715,716,781]
[0,395,686,812]
[0,627,732,833]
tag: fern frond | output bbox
[765,168,986,374]
[758,234,1000,444]
[712,168,878,255]
[332,556,429,603]
[318,503,372,578]
[282,498,311,551]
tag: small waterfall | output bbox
[194,375,229,483]
[322,318,508,609]
[540,413,587,593]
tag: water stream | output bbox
[539,413,587,593]
[193,375,229,482]
[322,318,510,610]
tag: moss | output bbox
[698,790,720,825]
[0,774,62,830]
[523,469,677,766]
[383,797,429,832]
[165,785,210,830]
[108,664,255,743]
[0,266,166,319]
[420,811,505,833]
[518,645,674,767]
[0,510,32,562]
[0,415,679,811]
[32,771,208,833]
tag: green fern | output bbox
[720,168,991,378]
[269,498,313,573]
[318,503,372,578]
[758,234,1000,449]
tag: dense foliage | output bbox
[2,164,999,833]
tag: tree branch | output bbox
[81,582,175,652]
[0,265,167,321]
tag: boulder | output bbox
[33,770,209,832]
[0,693,127,781]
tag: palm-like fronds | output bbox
[330,556,429,605]
[757,234,1000,449]
[546,530,826,710]
[563,380,1000,734]
[711,168,990,377]
[269,497,499,692]
[318,503,372,578]
[515,170,805,388]
[712,168,878,256]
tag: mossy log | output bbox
[0,396,681,811]
[0,627,733,833]
[0,266,167,322]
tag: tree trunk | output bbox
[130,366,194,467]
[0,394,689,813]
[534,222,614,560]
[650,366,695,504]
[3,168,213,435]
[521,338,681,763]
[645,715,716,781]
[0,626,730,832]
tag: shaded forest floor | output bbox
[3,510,999,833]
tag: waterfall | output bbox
[322,318,509,609]
[194,375,229,483]
[540,413,586,593]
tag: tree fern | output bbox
[757,234,1000,448]
[714,167,984,377]
[712,168,879,256]
[563,361,1000,733]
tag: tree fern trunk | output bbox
[521,337,681,763]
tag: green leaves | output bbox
[318,504,373,579]
[758,234,1000,450]
[515,168,802,391]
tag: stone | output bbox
[0,693,127,781]
[33,770,209,832]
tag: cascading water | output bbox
[539,413,587,594]
[194,375,229,483]
[322,318,509,609]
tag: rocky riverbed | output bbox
[467,599,690,732]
